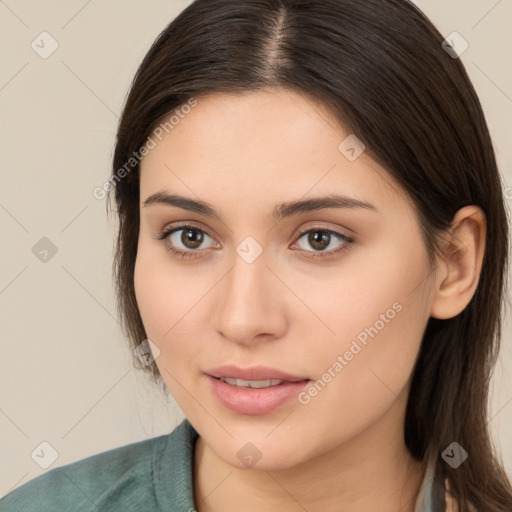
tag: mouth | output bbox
[216,377,285,388]
[205,364,310,383]
[205,365,311,415]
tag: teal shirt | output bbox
[1,419,445,511]
[1,420,199,512]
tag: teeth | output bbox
[220,377,283,388]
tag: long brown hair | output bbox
[107,1,512,509]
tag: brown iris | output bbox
[308,230,331,251]
[181,228,204,249]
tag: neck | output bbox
[193,397,426,512]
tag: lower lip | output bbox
[207,376,310,415]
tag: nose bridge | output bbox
[214,242,285,343]
[224,247,269,317]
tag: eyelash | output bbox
[154,223,354,261]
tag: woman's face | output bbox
[135,88,436,469]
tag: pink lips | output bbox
[205,365,311,415]
[206,365,309,382]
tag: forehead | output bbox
[138,89,406,214]
[143,89,343,165]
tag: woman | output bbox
[2,0,511,511]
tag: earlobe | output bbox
[430,206,486,320]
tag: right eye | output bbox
[156,224,218,259]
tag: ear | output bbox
[430,206,486,320]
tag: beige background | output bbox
[1,0,511,496]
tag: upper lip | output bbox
[206,365,310,382]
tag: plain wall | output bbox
[1,0,511,496]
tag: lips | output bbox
[205,365,311,415]
[205,364,309,383]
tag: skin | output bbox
[134,88,486,512]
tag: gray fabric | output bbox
[413,455,446,512]
[0,419,198,511]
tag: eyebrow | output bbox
[142,191,378,220]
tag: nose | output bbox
[213,247,288,347]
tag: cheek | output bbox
[134,241,202,338]
[133,242,212,382]
[293,241,431,438]
[296,302,426,454]
[284,230,430,350]
[133,252,170,339]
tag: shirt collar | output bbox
[414,455,447,512]
[153,418,198,511]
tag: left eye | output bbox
[294,228,352,254]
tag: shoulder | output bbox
[0,431,172,512]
